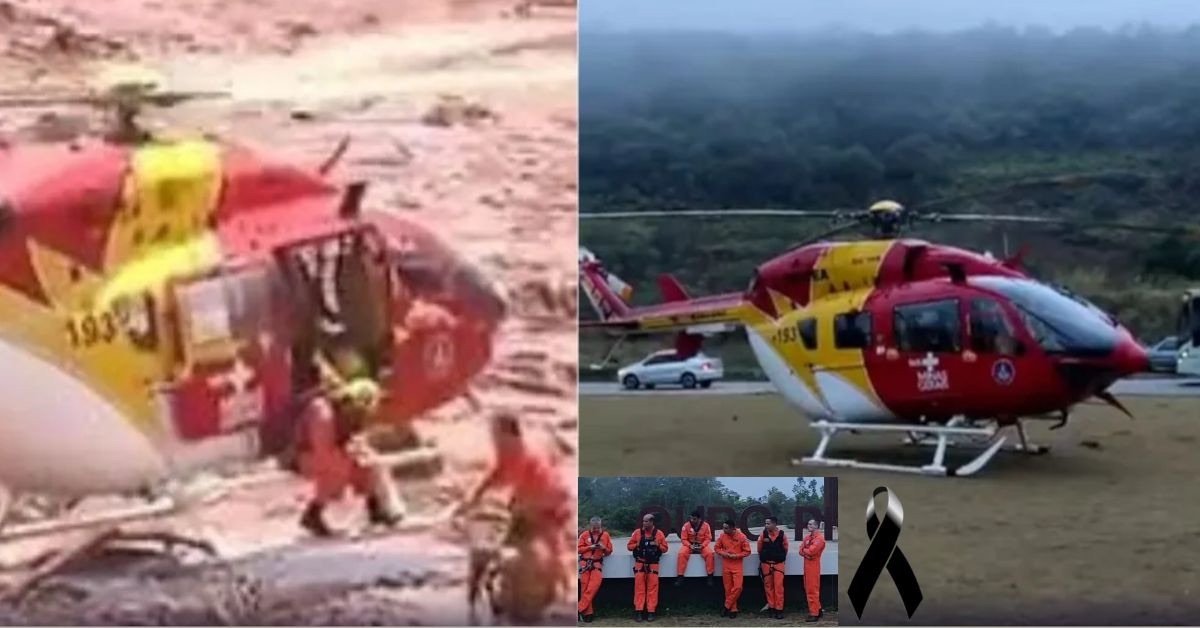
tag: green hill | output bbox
[580,26,1200,365]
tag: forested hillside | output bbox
[580,25,1200,365]
[578,476,824,533]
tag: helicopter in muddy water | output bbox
[580,186,1190,477]
[0,69,508,544]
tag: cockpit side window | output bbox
[968,297,1019,355]
[893,299,961,353]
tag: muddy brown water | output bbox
[0,0,577,624]
[581,394,1200,625]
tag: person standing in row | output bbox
[714,519,751,619]
[757,515,788,619]
[629,513,668,622]
[578,516,613,623]
[799,518,827,622]
[676,509,716,587]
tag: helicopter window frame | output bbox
[797,318,818,350]
[833,311,871,349]
[967,297,1020,356]
[892,298,962,354]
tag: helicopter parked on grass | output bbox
[580,191,1184,477]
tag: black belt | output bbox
[633,561,660,575]
[579,557,604,573]
[761,561,785,574]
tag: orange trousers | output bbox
[578,563,603,615]
[761,562,785,611]
[722,567,744,612]
[296,397,370,503]
[804,558,821,615]
[677,543,715,575]
[633,561,660,612]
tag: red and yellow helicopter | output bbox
[580,195,1180,477]
[0,71,507,538]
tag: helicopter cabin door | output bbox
[274,226,393,392]
[159,263,292,465]
[866,290,968,420]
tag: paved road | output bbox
[580,376,1200,397]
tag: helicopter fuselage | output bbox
[0,138,506,499]
[581,239,1148,425]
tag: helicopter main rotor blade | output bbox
[579,209,845,220]
[784,221,866,251]
[0,90,230,110]
[929,212,1181,234]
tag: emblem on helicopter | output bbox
[992,359,1016,385]
[207,357,264,432]
[908,352,949,392]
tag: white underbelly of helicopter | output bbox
[745,328,894,423]
[0,337,168,496]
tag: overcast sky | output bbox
[717,476,824,498]
[581,0,1200,33]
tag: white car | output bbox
[617,350,724,390]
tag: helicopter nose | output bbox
[1112,335,1151,377]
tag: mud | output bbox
[0,0,577,624]
[581,394,1200,624]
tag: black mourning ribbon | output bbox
[848,486,923,619]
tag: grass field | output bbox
[580,394,1200,624]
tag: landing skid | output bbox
[798,417,1048,477]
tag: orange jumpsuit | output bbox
[715,529,751,612]
[757,528,789,612]
[493,447,573,556]
[578,529,613,616]
[676,520,715,576]
[799,530,826,616]
[296,396,371,503]
[628,527,668,613]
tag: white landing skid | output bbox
[798,417,1048,477]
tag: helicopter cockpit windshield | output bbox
[971,276,1118,356]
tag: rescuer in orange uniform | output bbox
[578,516,613,623]
[629,513,668,622]
[714,519,751,618]
[757,515,789,619]
[296,345,398,537]
[456,413,573,563]
[799,519,827,622]
[675,508,716,587]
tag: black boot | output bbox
[775,610,785,620]
[674,575,683,586]
[583,614,594,623]
[707,573,715,587]
[299,501,334,537]
[634,610,644,622]
[806,615,819,622]
[646,612,656,622]
[729,611,738,619]
[365,495,402,527]
[721,607,728,617]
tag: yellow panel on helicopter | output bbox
[104,139,223,271]
[808,240,893,303]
